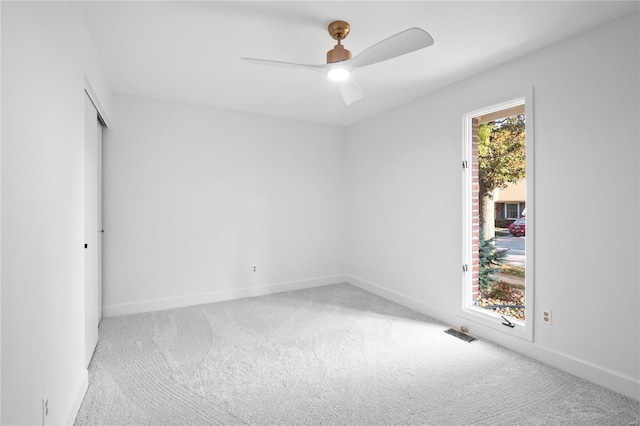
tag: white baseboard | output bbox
[102,275,348,318]
[66,369,88,426]
[346,274,640,401]
[347,274,456,325]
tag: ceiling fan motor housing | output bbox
[327,20,352,63]
[327,45,351,63]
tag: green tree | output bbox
[478,231,508,291]
[478,114,526,239]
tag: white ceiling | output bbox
[80,1,639,126]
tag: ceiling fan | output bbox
[242,21,434,105]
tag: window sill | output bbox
[458,305,533,342]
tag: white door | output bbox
[84,92,101,367]
[97,109,103,322]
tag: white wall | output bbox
[102,95,347,315]
[346,13,639,399]
[1,2,111,424]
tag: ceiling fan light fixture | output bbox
[242,20,434,106]
[328,68,350,82]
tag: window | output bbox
[461,91,534,342]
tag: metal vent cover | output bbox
[444,328,476,342]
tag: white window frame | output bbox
[460,89,535,342]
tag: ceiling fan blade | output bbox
[340,79,363,105]
[349,27,434,68]
[241,57,329,73]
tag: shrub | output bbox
[479,230,508,291]
[488,282,513,301]
[495,218,514,228]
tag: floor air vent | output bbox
[444,328,476,342]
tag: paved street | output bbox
[496,235,525,267]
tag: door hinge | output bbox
[462,160,468,170]
[462,264,468,272]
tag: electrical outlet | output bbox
[542,310,552,325]
[252,266,256,272]
[42,395,49,426]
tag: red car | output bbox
[509,217,526,236]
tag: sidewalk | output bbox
[499,273,525,287]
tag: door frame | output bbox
[84,90,105,367]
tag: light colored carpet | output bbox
[75,283,639,425]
